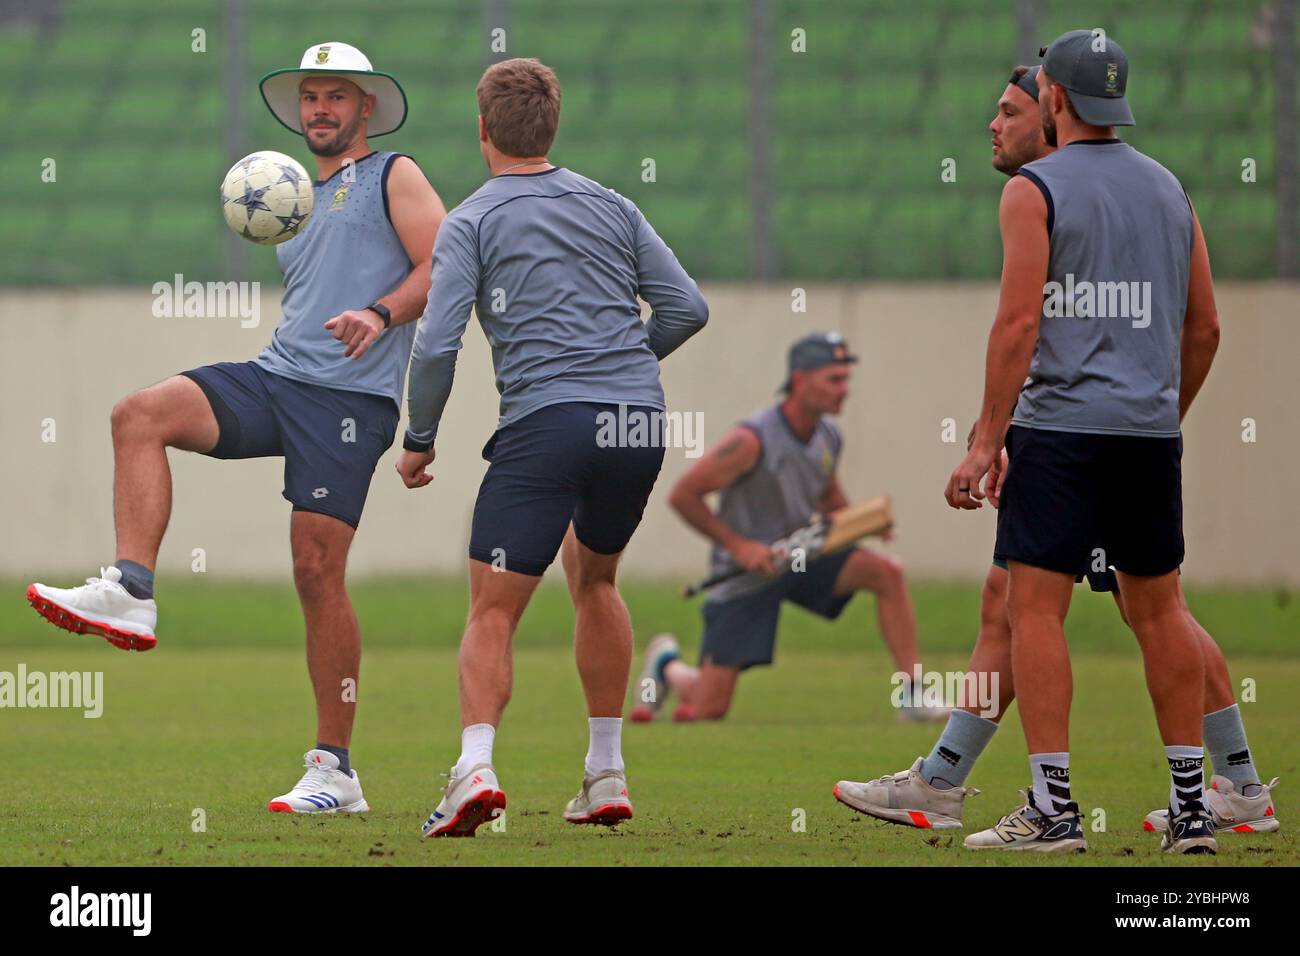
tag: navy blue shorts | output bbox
[699,547,857,671]
[180,361,399,529]
[994,425,1184,578]
[468,402,665,576]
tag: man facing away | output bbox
[28,41,447,815]
[395,58,708,837]
[833,64,1279,840]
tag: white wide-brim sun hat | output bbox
[259,41,407,137]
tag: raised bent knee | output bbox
[110,393,149,442]
[877,553,907,591]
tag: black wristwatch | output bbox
[367,302,392,329]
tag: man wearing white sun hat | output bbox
[27,41,446,818]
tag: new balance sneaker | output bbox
[267,749,370,814]
[1144,775,1280,834]
[630,633,679,723]
[27,566,157,651]
[964,791,1087,852]
[833,756,977,829]
[1160,805,1217,854]
[563,769,633,825]
[421,763,506,838]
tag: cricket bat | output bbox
[682,495,894,597]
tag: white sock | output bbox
[1028,751,1073,816]
[585,717,624,777]
[454,723,495,777]
[1166,745,1205,815]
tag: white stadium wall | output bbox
[2,283,1296,586]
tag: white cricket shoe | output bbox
[964,790,1087,852]
[421,763,507,838]
[267,749,370,814]
[27,566,158,651]
[630,633,679,723]
[834,757,977,829]
[564,769,634,825]
[1144,775,1280,834]
[898,702,954,723]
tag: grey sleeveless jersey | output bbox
[255,150,415,406]
[1013,140,1194,436]
[708,405,842,602]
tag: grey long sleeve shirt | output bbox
[404,166,708,449]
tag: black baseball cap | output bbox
[1039,28,1135,127]
[781,332,857,391]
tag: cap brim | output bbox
[259,68,408,137]
[1066,90,1135,127]
[782,355,859,391]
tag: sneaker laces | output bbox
[997,789,1036,827]
[83,567,126,591]
[291,763,336,794]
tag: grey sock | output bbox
[1203,704,1261,791]
[115,560,154,600]
[920,709,999,789]
[316,743,350,775]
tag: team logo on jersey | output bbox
[330,187,349,211]
[316,46,331,64]
[821,448,833,475]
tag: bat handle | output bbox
[682,565,746,598]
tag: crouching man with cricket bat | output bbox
[630,333,949,723]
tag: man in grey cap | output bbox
[629,332,948,724]
[946,29,1225,854]
[833,61,1279,841]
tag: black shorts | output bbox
[181,361,399,529]
[699,547,857,671]
[991,555,1116,592]
[994,425,1184,578]
[468,401,665,576]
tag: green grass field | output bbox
[2,578,1296,866]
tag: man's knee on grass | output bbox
[689,661,739,720]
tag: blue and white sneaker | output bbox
[1160,804,1217,854]
[964,790,1087,852]
[630,633,679,723]
[267,749,370,814]
[421,763,507,838]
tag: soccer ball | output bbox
[220,151,313,245]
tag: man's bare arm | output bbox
[1179,204,1220,422]
[969,174,1050,455]
[380,156,447,327]
[946,174,1049,508]
[668,427,761,551]
[669,426,783,575]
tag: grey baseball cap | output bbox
[1039,29,1135,127]
[781,332,857,390]
[1010,65,1040,103]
